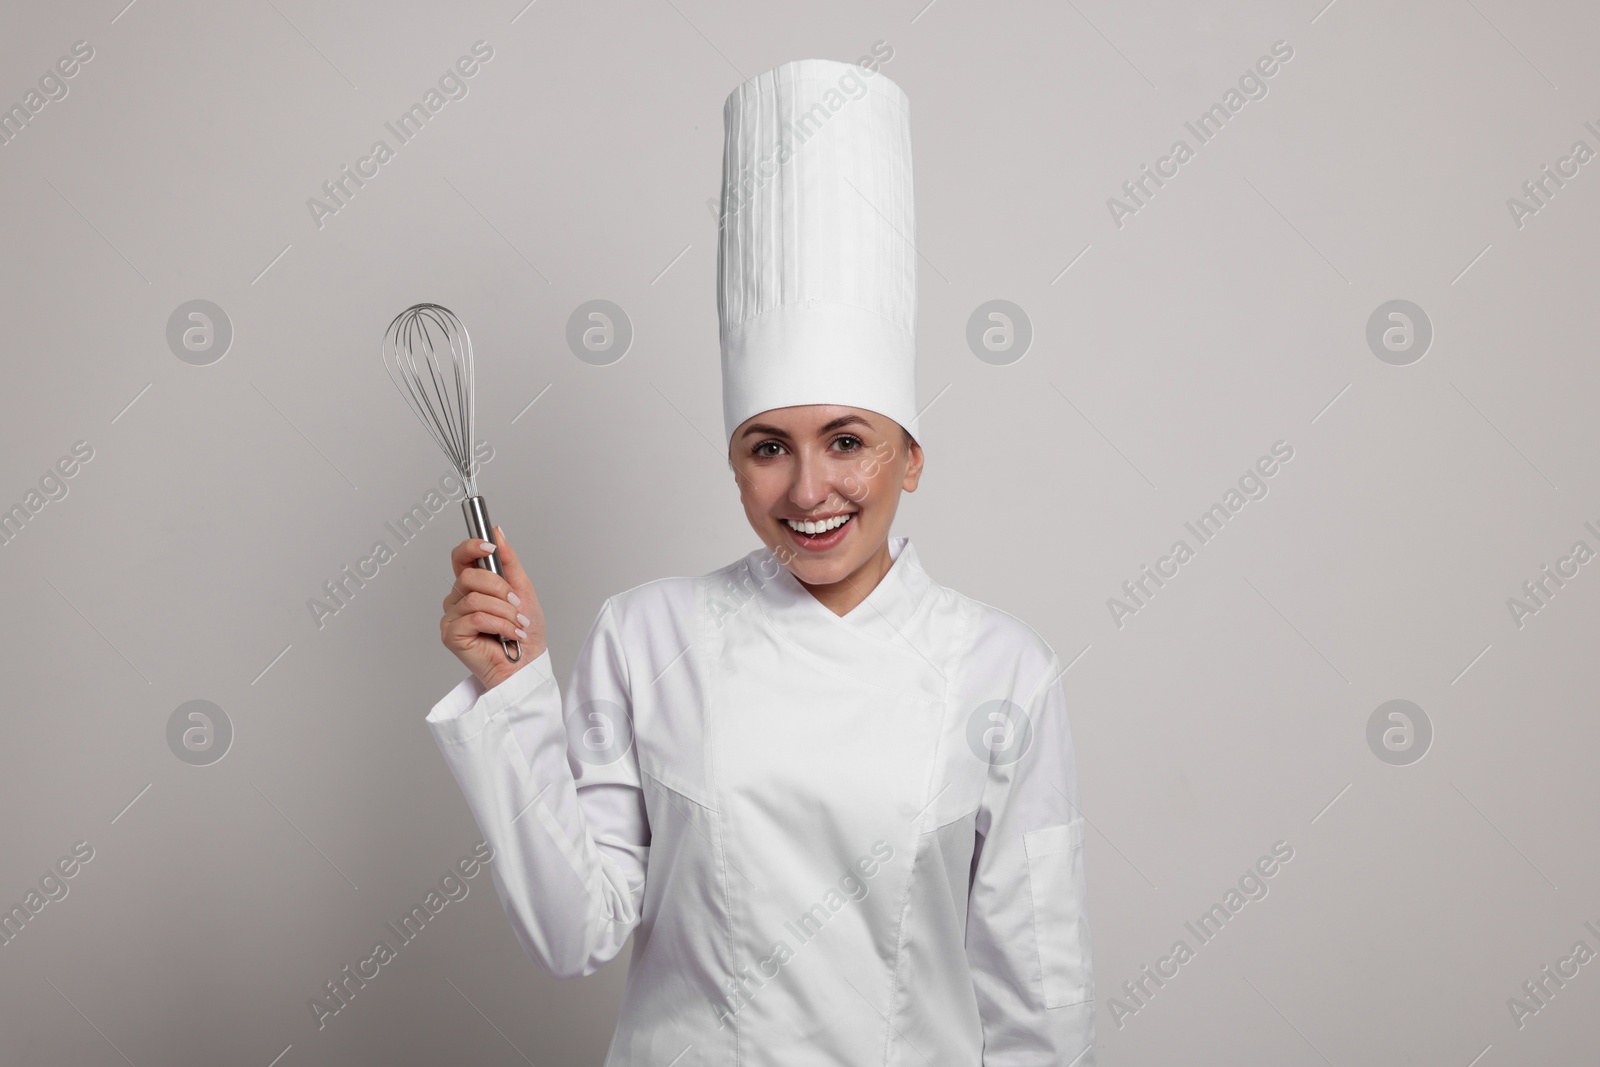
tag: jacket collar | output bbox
[745,534,934,647]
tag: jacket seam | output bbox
[878,591,974,1065]
[702,571,743,1067]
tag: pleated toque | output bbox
[717,58,919,448]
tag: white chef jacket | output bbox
[426,535,1096,1065]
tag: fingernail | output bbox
[516,613,530,627]
[508,591,521,606]
[480,541,496,553]
[515,628,527,640]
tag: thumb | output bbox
[493,525,532,596]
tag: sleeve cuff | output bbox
[425,649,559,743]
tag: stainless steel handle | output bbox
[462,495,521,662]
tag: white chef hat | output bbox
[717,58,918,449]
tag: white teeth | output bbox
[786,513,853,535]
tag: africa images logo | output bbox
[1106,40,1295,229]
[305,41,494,229]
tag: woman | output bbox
[425,58,1096,1064]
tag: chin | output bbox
[777,534,869,584]
[785,557,846,585]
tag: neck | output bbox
[796,538,895,617]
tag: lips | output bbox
[783,512,854,551]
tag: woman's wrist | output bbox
[478,641,547,692]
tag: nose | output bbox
[789,444,837,512]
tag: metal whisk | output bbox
[382,302,520,662]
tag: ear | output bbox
[901,438,924,492]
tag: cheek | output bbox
[866,458,904,496]
[734,464,782,513]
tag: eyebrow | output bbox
[740,414,873,440]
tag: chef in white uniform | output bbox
[427,58,1096,1065]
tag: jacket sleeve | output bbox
[966,654,1096,1065]
[424,597,648,979]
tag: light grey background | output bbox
[1,0,1596,1064]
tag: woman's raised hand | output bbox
[441,525,547,690]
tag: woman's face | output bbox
[729,404,923,588]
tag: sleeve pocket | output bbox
[1023,818,1092,1008]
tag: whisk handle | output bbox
[463,495,522,663]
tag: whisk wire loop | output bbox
[383,303,480,496]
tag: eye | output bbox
[751,440,785,458]
[832,434,863,452]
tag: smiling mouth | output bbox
[783,512,855,539]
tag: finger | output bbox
[443,562,514,610]
[449,609,527,644]
[494,526,533,599]
[449,591,522,628]
[451,536,500,577]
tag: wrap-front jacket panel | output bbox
[426,536,1095,1065]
